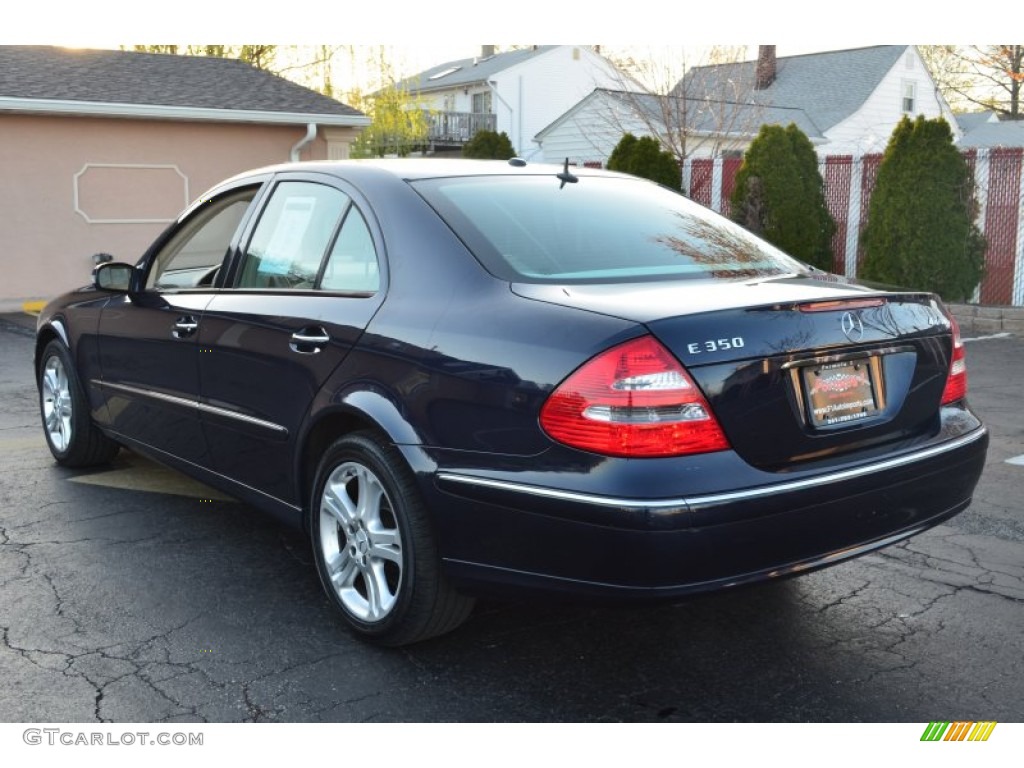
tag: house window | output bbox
[472,91,492,114]
[428,66,461,81]
[902,81,916,114]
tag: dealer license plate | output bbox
[802,357,880,427]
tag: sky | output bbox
[8,44,870,100]
[7,0,981,53]
[3,0,988,96]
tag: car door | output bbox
[196,174,386,502]
[95,182,265,464]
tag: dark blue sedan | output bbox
[35,159,988,645]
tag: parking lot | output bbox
[1,315,1022,723]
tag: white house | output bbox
[536,46,961,165]
[957,111,1024,148]
[396,45,629,159]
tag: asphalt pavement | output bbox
[0,315,1021,722]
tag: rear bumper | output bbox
[424,426,988,597]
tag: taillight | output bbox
[940,315,968,405]
[539,335,730,457]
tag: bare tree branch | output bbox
[595,46,766,164]
[921,45,1023,119]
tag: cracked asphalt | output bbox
[1,318,1022,723]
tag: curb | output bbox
[947,303,1024,336]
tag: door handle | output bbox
[290,327,330,353]
[172,316,199,339]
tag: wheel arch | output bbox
[34,319,69,376]
[296,389,423,529]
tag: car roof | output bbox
[227,158,624,184]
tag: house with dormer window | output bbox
[396,45,628,158]
[536,46,960,165]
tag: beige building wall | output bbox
[0,114,341,308]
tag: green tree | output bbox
[729,123,835,270]
[128,45,277,71]
[606,133,681,190]
[607,132,638,171]
[347,85,430,158]
[860,116,985,301]
[462,130,516,159]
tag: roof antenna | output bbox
[557,158,578,189]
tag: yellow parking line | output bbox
[1,434,233,502]
[68,452,235,502]
[22,300,46,315]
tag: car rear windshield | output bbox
[411,174,808,283]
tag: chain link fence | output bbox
[683,148,1024,307]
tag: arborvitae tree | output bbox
[860,116,985,301]
[606,133,681,190]
[730,123,835,270]
[607,133,638,174]
[462,130,516,160]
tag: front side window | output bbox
[146,189,257,290]
[237,181,350,289]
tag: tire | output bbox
[38,340,119,467]
[310,432,475,646]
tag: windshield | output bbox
[412,175,808,284]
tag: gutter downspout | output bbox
[518,75,524,157]
[487,81,516,153]
[290,122,317,162]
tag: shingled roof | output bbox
[0,46,367,125]
[395,46,556,93]
[606,88,822,139]
[677,46,909,134]
[957,114,1024,148]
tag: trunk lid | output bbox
[514,276,956,471]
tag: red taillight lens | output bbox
[539,335,730,457]
[940,315,968,405]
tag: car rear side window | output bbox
[237,181,350,290]
[320,208,380,293]
[412,175,806,283]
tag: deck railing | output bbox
[423,111,497,144]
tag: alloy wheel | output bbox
[318,461,403,622]
[41,355,73,453]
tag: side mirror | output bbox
[93,262,135,292]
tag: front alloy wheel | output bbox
[310,432,474,646]
[41,354,73,452]
[37,339,119,467]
